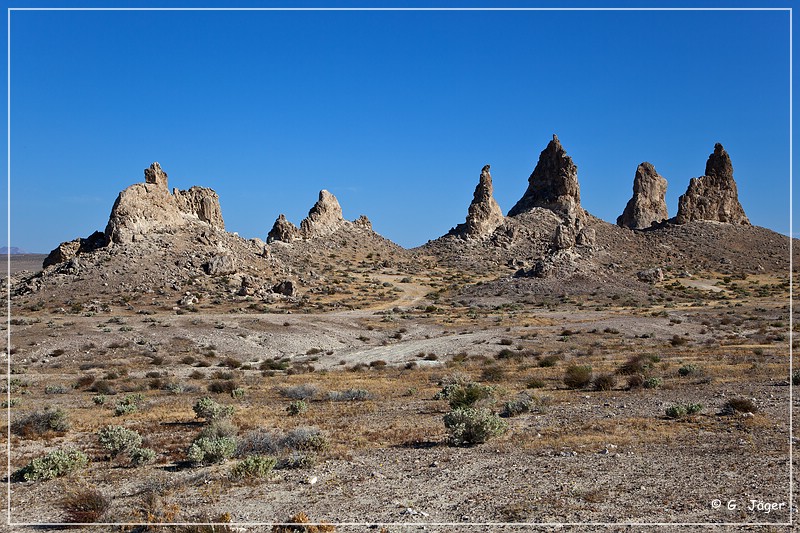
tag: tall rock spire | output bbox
[617,162,668,230]
[675,143,749,225]
[448,165,505,239]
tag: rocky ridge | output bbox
[617,162,669,230]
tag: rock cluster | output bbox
[105,162,225,244]
[508,135,583,220]
[617,163,668,230]
[675,144,750,225]
[43,231,107,268]
[267,190,373,243]
[448,165,505,240]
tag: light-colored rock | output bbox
[637,268,664,283]
[353,215,372,231]
[449,165,505,240]
[204,254,236,276]
[675,144,750,225]
[43,240,81,268]
[173,186,225,229]
[144,161,168,190]
[617,162,668,229]
[300,190,345,238]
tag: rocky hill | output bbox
[8,138,795,313]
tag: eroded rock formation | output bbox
[105,162,225,244]
[299,190,346,238]
[617,162,668,230]
[675,144,750,225]
[448,165,505,240]
[508,135,583,220]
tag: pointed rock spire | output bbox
[144,162,169,190]
[675,143,749,225]
[267,214,300,243]
[448,165,505,240]
[300,190,345,238]
[508,134,582,218]
[617,162,668,230]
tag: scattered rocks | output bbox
[617,162,668,230]
[636,268,664,283]
[43,231,108,268]
[448,164,505,240]
[675,144,750,225]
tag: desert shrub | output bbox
[209,380,239,394]
[61,487,111,523]
[198,419,238,440]
[643,377,663,389]
[193,397,235,422]
[236,429,283,457]
[278,452,317,469]
[129,447,156,466]
[280,384,320,400]
[271,512,335,533]
[369,360,387,369]
[678,364,698,377]
[13,447,88,481]
[538,355,560,368]
[231,387,245,399]
[723,398,758,414]
[670,335,688,347]
[327,389,371,401]
[90,380,116,395]
[525,378,545,389]
[74,374,96,389]
[665,403,703,418]
[231,455,277,480]
[282,427,329,452]
[500,394,533,418]
[92,394,106,406]
[260,360,289,371]
[12,406,69,437]
[792,369,800,386]
[221,357,242,369]
[97,425,142,457]
[499,338,513,346]
[444,407,507,446]
[187,436,237,465]
[618,354,657,375]
[435,382,494,409]
[626,374,644,389]
[480,365,506,382]
[563,365,593,389]
[114,393,145,417]
[287,400,308,416]
[593,373,616,391]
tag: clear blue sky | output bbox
[3,4,794,252]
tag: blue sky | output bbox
[3,4,793,252]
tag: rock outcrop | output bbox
[617,162,669,230]
[267,214,301,243]
[448,165,505,240]
[105,163,225,244]
[268,190,374,243]
[173,186,225,229]
[43,231,108,268]
[299,190,345,238]
[675,144,750,225]
[508,135,583,220]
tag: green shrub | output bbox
[231,455,277,479]
[665,403,703,418]
[678,364,698,377]
[97,425,142,457]
[114,393,145,416]
[13,447,88,481]
[129,447,156,466]
[563,365,593,389]
[525,378,545,389]
[500,395,533,418]
[618,354,658,375]
[231,387,245,399]
[12,406,69,437]
[282,427,329,452]
[327,389,371,401]
[187,436,237,464]
[193,397,235,422]
[286,400,308,416]
[443,407,507,446]
[643,377,663,389]
[92,394,106,406]
[538,355,560,367]
[435,382,494,409]
[198,419,238,440]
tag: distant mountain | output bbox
[1,247,27,255]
